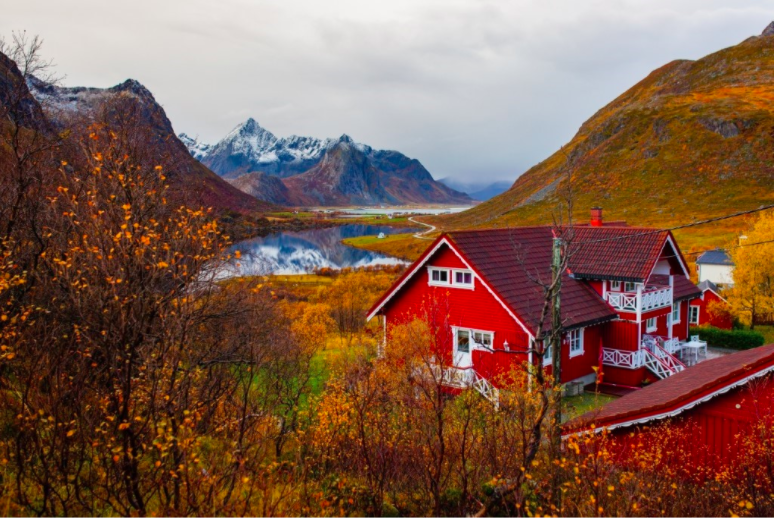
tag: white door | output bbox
[454,329,472,368]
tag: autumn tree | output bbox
[727,213,774,328]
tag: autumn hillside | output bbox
[430,24,774,253]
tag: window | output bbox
[543,340,552,362]
[472,331,492,347]
[671,302,681,324]
[568,329,583,357]
[456,329,470,353]
[646,317,657,332]
[611,281,621,291]
[429,267,450,286]
[624,282,636,292]
[689,306,700,325]
[453,269,474,288]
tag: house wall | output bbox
[382,243,529,369]
[690,291,733,330]
[698,264,734,286]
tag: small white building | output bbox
[696,249,734,287]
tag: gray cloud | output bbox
[4,0,774,184]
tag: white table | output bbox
[682,340,708,365]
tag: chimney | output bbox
[590,207,603,227]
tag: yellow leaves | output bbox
[156,261,169,269]
[66,429,77,437]
[118,423,130,431]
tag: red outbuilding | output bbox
[368,209,718,403]
[564,344,774,474]
[689,280,733,330]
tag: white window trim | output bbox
[453,326,494,351]
[611,280,621,291]
[624,281,637,293]
[568,328,584,358]
[689,306,700,325]
[428,267,475,289]
[428,267,451,287]
[451,268,475,290]
[646,317,657,332]
[671,301,681,324]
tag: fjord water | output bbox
[222,224,411,277]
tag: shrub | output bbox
[690,325,765,350]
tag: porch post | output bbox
[668,275,674,341]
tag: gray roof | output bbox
[698,280,720,293]
[696,249,733,266]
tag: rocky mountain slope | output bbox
[27,76,274,214]
[432,23,774,250]
[183,119,472,207]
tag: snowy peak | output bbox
[179,133,213,161]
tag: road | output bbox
[408,216,437,240]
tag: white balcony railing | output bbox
[601,348,643,369]
[605,286,673,314]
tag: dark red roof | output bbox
[447,228,617,332]
[566,344,774,433]
[569,227,677,282]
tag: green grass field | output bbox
[562,392,617,422]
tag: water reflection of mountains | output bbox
[230,224,411,276]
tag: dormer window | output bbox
[611,281,621,291]
[624,282,636,292]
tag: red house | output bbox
[563,344,774,473]
[689,280,733,330]
[367,209,709,400]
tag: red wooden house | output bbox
[563,344,774,474]
[367,209,710,401]
[689,280,733,330]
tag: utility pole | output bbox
[551,236,563,410]
[550,235,563,511]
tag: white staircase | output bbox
[472,370,500,409]
[642,335,686,379]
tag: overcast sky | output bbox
[4,1,774,185]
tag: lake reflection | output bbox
[221,225,411,277]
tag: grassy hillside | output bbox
[429,29,774,255]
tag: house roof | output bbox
[565,344,774,435]
[447,228,618,332]
[368,224,697,334]
[568,227,687,282]
[696,249,733,266]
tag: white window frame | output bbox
[451,268,475,289]
[611,280,621,291]
[646,317,657,332]
[428,267,451,287]
[624,281,637,292]
[568,328,584,358]
[689,306,700,325]
[671,302,681,324]
[454,327,494,351]
[454,328,471,354]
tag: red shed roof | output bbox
[565,344,774,435]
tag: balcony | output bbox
[605,285,673,314]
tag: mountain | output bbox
[438,178,512,201]
[183,119,472,207]
[433,23,774,249]
[27,77,274,214]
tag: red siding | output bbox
[605,375,774,476]
[383,243,530,367]
[691,290,733,330]
[602,320,639,351]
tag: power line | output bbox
[573,204,774,245]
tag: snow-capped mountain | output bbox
[178,133,213,161]
[189,118,355,179]
[180,118,473,206]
